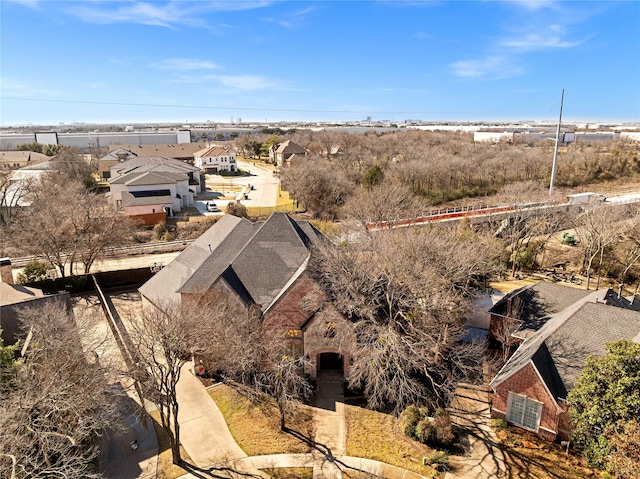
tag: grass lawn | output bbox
[209,383,314,456]
[496,427,599,479]
[344,404,440,478]
[149,409,193,479]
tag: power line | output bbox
[1,96,475,116]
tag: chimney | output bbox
[0,257,14,285]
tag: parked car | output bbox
[206,201,220,212]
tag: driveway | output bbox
[199,160,280,211]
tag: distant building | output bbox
[0,150,50,170]
[194,145,237,173]
[107,157,202,224]
[269,140,308,167]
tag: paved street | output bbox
[194,160,280,214]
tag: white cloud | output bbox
[413,31,432,40]
[213,75,280,91]
[66,1,276,28]
[4,0,40,7]
[502,0,558,11]
[499,31,584,52]
[151,58,221,71]
[0,76,62,97]
[450,56,524,79]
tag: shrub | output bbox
[226,201,249,218]
[16,261,48,284]
[414,418,435,444]
[492,418,508,429]
[399,405,421,437]
[433,413,455,447]
[426,450,449,470]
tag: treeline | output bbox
[255,129,640,219]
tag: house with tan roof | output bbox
[269,140,307,167]
[489,284,640,441]
[194,145,237,173]
[139,213,355,379]
[0,150,50,170]
[100,143,209,180]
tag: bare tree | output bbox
[10,174,135,276]
[281,157,353,219]
[344,182,423,230]
[51,146,95,184]
[309,227,495,413]
[0,300,124,479]
[0,171,33,226]
[576,206,625,290]
[129,300,194,464]
[491,182,560,277]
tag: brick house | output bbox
[489,286,640,441]
[139,213,354,379]
[269,140,307,167]
[488,282,592,345]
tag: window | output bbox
[507,392,542,431]
[285,329,302,338]
[324,321,337,338]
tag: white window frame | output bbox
[506,392,543,432]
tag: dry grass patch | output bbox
[260,467,313,479]
[149,409,192,479]
[345,404,439,478]
[209,383,313,456]
[497,427,598,479]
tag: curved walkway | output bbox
[175,365,432,479]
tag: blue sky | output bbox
[1,0,638,125]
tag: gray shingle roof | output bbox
[139,213,321,310]
[490,289,640,401]
[489,282,593,338]
[139,215,248,306]
[231,213,315,308]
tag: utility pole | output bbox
[549,89,564,197]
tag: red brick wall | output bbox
[261,274,354,379]
[556,401,572,441]
[304,304,354,379]
[262,273,325,332]
[492,362,559,441]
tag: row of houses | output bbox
[3,208,640,444]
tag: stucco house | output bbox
[107,157,202,224]
[139,213,354,379]
[269,140,307,167]
[194,145,237,173]
[489,286,640,441]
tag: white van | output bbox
[206,201,220,212]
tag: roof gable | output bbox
[490,282,594,338]
[491,290,640,399]
[140,213,321,311]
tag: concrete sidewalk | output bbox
[313,371,346,479]
[176,365,267,477]
[445,384,506,479]
[101,395,158,479]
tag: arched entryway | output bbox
[318,352,344,372]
